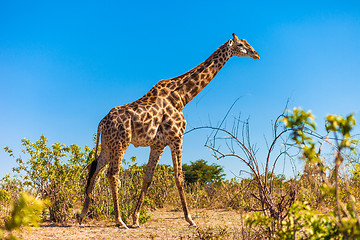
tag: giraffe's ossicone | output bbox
[77,33,260,228]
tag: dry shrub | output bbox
[191,226,230,239]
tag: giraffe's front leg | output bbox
[170,140,197,227]
[132,147,164,228]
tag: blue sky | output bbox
[1,1,360,179]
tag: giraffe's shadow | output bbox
[40,223,72,228]
[39,220,117,228]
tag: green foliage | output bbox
[247,200,344,239]
[0,192,46,240]
[326,114,358,149]
[351,163,360,183]
[5,135,90,222]
[277,201,340,239]
[281,107,316,145]
[248,108,360,239]
[183,160,225,184]
[277,198,360,239]
[281,108,320,165]
[0,174,24,217]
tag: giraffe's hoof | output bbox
[76,214,83,225]
[116,223,129,229]
[130,224,141,228]
[188,221,197,228]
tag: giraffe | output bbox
[77,33,260,228]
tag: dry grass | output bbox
[22,209,250,240]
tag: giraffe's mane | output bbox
[167,42,227,86]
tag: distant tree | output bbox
[182,160,225,184]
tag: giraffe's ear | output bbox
[228,39,234,46]
[232,33,240,41]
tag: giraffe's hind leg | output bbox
[77,149,108,224]
[107,146,129,228]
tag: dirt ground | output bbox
[21,209,248,239]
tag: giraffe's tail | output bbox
[79,121,103,176]
[93,120,102,161]
[84,120,103,193]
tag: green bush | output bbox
[0,174,24,218]
[5,135,90,222]
[1,192,46,240]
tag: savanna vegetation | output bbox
[1,108,360,239]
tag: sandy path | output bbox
[22,209,245,239]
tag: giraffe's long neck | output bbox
[167,42,232,109]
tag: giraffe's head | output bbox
[228,33,260,59]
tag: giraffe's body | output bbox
[77,34,260,228]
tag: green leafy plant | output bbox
[0,174,25,218]
[5,135,90,222]
[0,192,46,240]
